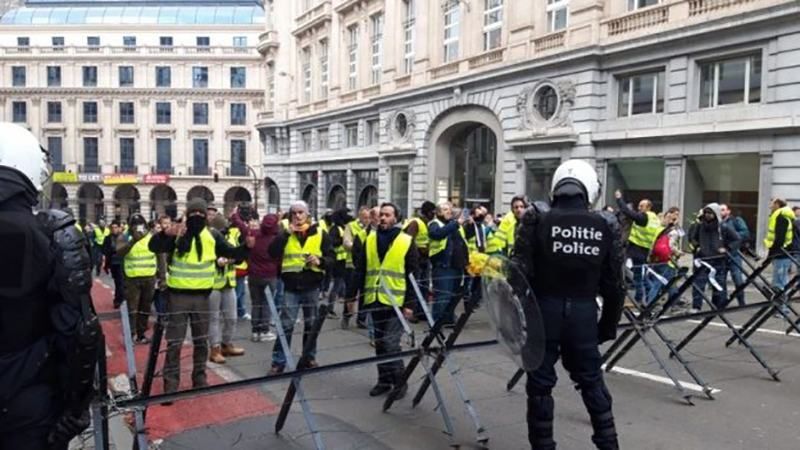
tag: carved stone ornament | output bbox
[385,109,415,145]
[517,79,576,131]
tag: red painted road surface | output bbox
[93,280,277,441]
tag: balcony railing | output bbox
[79,164,101,174]
[689,0,754,15]
[151,165,175,175]
[605,4,670,37]
[115,165,138,174]
[468,48,505,69]
[534,30,567,52]
[227,166,249,177]
[3,45,258,56]
[188,166,211,176]
[430,60,461,80]
[293,0,332,37]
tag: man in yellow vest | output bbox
[342,206,370,328]
[355,202,418,398]
[615,190,662,303]
[116,213,157,344]
[325,208,351,320]
[487,196,528,255]
[93,218,110,276]
[402,201,436,322]
[765,198,796,315]
[267,200,335,374]
[149,198,253,397]
[428,201,467,327]
[463,205,490,308]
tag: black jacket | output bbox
[616,197,650,257]
[769,214,792,258]
[268,224,335,292]
[354,226,419,311]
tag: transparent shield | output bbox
[38,146,54,211]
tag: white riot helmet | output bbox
[0,122,50,192]
[550,159,601,207]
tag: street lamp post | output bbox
[213,160,262,213]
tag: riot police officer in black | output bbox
[0,123,100,449]
[512,159,625,450]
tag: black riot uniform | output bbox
[0,167,101,449]
[512,190,625,450]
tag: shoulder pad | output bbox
[36,209,76,234]
[532,200,551,214]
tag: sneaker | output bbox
[327,310,339,319]
[688,308,701,314]
[242,313,252,321]
[261,331,277,342]
[251,332,260,342]
[268,365,284,376]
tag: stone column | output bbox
[663,156,685,212]
[757,152,773,254]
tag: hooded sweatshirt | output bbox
[689,203,740,259]
[231,213,281,279]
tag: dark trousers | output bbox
[413,258,430,319]
[526,297,617,450]
[249,276,277,333]
[343,268,357,319]
[163,291,210,392]
[728,252,746,306]
[372,306,405,386]
[93,244,103,275]
[124,276,156,339]
[0,384,66,450]
[432,267,462,324]
[110,263,125,306]
[271,289,320,368]
[692,258,728,310]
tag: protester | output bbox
[720,204,750,306]
[116,213,157,344]
[487,196,527,255]
[105,220,125,308]
[428,201,467,327]
[646,207,683,305]
[208,215,247,364]
[402,201,436,321]
[688,203,740,312]
[342,206,370,328]
[764,198,796,316]
[463,205,490,308]
[615,190,662,304]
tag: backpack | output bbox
[650,232,672,263]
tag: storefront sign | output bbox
[52,172,78,184]
[77,173,103,183]
[103,174,138,185]
[143,174,170,185]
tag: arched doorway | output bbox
[77,184,104,224]
[187,185,215,206]
[301,184,318,219]
[327,185,347,211]
[223,186,252,216]
[114,185,140,222]
[150,184,178,219]
[358,185,378,208]
[265,178,280,213]
[50,183,68,210]
[429,107,504,212]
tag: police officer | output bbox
[0,123,101,448]
[512,159,625,450]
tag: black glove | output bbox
[48,409,90,447]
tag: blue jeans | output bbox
[271,288,320,368]
[328,275,346,308]
[628,250,648,303]
[646,264,676,305]
[431,267,462,324]
[692,258,728,310]
[728,252,746,306]
[235,275,247,318]
[773,257,792,292]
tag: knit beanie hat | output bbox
[186,198,208,216]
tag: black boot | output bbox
[527,394,556,450]
[590,411,619,450]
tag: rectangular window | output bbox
[301,131,312,152]
[344,123,359,148]
[193,139,209,174]
[47,101,62,123]
[230,103,247,125]
[302,47,312,103]
[155,102,171,124]
[370,13,384,85]
[403,0,416,74]
[83,138,99,170]
[12,66,26,87]
[83,101,98,123]
[17,36,29,48]
[618,71,665,117]
[119,102,135,124]
[547,0,569,33]
[123,36,136,47]
[52,36,64,49]
[119,138,135,173]
[160,36,173,47]
[156,139,172,174]
[196,36,210,49]
[118,66,134,87]
[319,40,329,98]
[267,63,275,110]
[366,119,380,145]
[193,103,209,125]
[48,137,63,170]
[233,36,248,47]
[483,0,503,51]
[156,66,171,87]
[231,140,247,175]
[348,25,359,91]
[12,102,26,123]
[87,36,100,48]
[443,0,460,62]
[47,66,61,87]
[193,67,208,88]
[230,67,246,88]
[700,54,762,109]
[628,0,659,10]
[318,128,329,150]
[82,66,97,87]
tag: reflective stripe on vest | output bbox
[402,217,429,251]
[214,230,239,289]
[335,225,347,261]
[764,206,795,249]
[345,220,366,269]
[124,234,157,278]
[167,228,217,290]
[364,232,413,307]
[282,229,324,273]
[628,211,662,250]
[428,219,466,258]
[487,212,516,255]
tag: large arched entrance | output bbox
[77,184,104,224]
[265,178,280,213]
[327,185,347,211]
[113,185,140,222]
[302,184,318,219]
[223,186,252,216]
[150,184,178,219]
[50,183,68,210]
[428,106,504,212]
[358,185,378,208]
[187,185,215,206]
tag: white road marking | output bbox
[208,363,244,383]
[686,319,796,337]
[603,364,721,394]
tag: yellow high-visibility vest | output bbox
[628,211,663,250]
[167,227,217,290]
[282,229,323,273]
[487,211,517,255]
[764,206,795,249]
[93,227,110,246]
[280,218,290,230]
[402,217,429,251]
[364,231,413,307]
[214,230,239,289]
[228,227,248,272]
[345,220,367,269]
[334,225,347,262]
[124,234,157,278]
[428,219,467,258]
